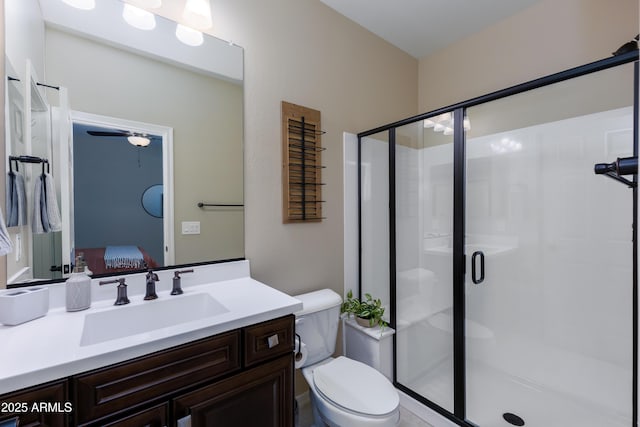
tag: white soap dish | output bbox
[0,287,49,326]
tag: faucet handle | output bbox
[99,278,130,305]
[171,269,194,295]
[146,269,159,281]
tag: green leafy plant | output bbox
[341,290,389,328]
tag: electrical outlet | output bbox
[181,221,201,235]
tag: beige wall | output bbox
[207,0,418,296]
[198,0,418,395]
[418,0,639,112]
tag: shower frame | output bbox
[356,50,639,427]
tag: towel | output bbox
[32,175,48,234]
[5,171,27,227]
[44,173,62,232]
[32,173,62,234]
[104,245,145,269]
[0,207,13,256]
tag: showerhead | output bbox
[612,34,639,56]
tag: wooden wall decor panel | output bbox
[281,101,325,223]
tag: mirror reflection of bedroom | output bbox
[73,122,164,276]
[5,0,244,285]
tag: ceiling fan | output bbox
[86,130,160,147]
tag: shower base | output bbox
[406,358,630,427]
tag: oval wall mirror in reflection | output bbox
[142,185,164,219]
[5,0,244,286]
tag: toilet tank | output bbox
[293,289,342,367]
[343,318,395,380]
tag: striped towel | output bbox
[104,245,144,269]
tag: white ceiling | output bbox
[319,0,541,59]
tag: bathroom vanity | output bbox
[0,261,301,427]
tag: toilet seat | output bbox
[312,356,399,416]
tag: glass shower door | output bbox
[395,118,455,413]
[464,63,635,427]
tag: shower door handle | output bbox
[471,251,485,284]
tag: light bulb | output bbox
[128,136,151,146]
[423,119,435,128]
[433,123,445,132]
[123,4,156,30]
[176,24,204,46]
[183,0,213,30]
[463,116,471,131]
[435,112,452,124]
[61,0,95,10]
[127,0,162,8]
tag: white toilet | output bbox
[294,289,400,427]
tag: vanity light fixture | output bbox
[491,137,522,154]
[176,24,204,47]
[123,4,157,30]
[183,0,213,30]
[128,136,151,147]
[423,112,470,134]
[423,118,436,128]
[61,0,96,10]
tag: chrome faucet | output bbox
[144,269,160,300]
[171,269,194,295]
[99,278,130,305]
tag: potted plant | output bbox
[341,290,389,328]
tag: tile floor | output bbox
[296,393,434,427]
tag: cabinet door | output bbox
[173,355,293,427]
[0,380,68,427]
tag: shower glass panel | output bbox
[360,131,391,309]
[395,118,454,412]
[464,62,635,427]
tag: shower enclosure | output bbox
[357,51,638,426]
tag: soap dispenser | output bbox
[66,256,92,312]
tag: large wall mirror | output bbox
[5,0,244,286]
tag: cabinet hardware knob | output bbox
[267,334,279,348]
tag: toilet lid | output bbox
[313,356,399,416]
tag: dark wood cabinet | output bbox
[98,402,168,427]
[0,380,69,427]
[74,330,240,425]
[243,314,295,367]
[173,354,293,427]
[0,315,295,427]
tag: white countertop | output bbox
[0,260,302,395]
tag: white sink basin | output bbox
[80,294,229,346]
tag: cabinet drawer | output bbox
[73,330,240,424]
[243,315,294,367]
[0,380,68,427]
[95,402,168,427]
